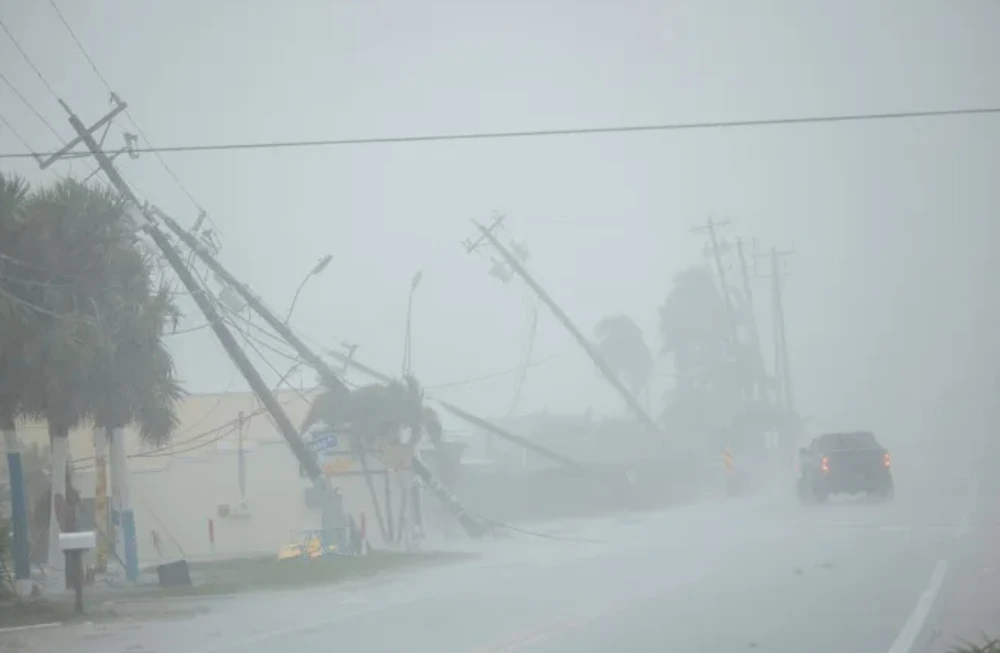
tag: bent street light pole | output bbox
[59,103,340,539]
[474,222,665,442]
[285,254,332,324]
[152,209,488,537]
[151,208,352,398]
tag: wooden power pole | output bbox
[735,237,770,404]
[42,98,347,547]
[693,217,740,345]
[467,217,665,442]
[754,246,796,413]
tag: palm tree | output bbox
[658,265,785,458]
[300,374,441,544]
[656,266,748,444]
[658,266,731,389]
[12,179,181,583]
[594,314,653,402]
[0,173,36,429]
[86,270,183,578]
[0,173,37,588]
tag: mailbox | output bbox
[59,531,96,614]
[59,531,96,552]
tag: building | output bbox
[5,388,411,567]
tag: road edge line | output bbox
[0,621,62,634]
[886,558,949,653]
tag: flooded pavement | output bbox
[4,456,996,653]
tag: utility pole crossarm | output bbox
[472,220,665,442]
[39,100,128,170]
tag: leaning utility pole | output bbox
[165,202,622,509]
[161,201,617,529]
[43,98,346,549]
[153,208,492,538]
[693,217,739,344]
[315,343,590,474]
[467,217,664,441]
[754,247,796,413]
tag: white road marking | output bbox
[886,558,949,653]
[192,595,423,653]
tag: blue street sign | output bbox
[309,433,338,452]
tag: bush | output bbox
[951,638,1000,653]
[0,514,11,599]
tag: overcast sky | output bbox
[2,0,998,440]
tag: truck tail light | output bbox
[884,451,891,468]
[820,456,830,473]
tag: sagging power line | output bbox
[2,106,998,161]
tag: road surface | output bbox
[6,446,998,653]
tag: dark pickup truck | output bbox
[796,431,894,503]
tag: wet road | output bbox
[9,447,998,653]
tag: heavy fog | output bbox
[1,1,998,652]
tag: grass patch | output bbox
[0,600,72,629]
[146,550,475,598]
[951,637,1000,653]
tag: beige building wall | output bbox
[10,389,408,563]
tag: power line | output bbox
[0,68,63,142]
[46,0,223,240]
[2,106,998,161]
[0,16,60,99]
[0,109,34,153]
[425,349,568,390]
[172,368,239,439]
[0,284,72,320]
[44,0,111,92]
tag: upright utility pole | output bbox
[735,237,769,403]
[754,247,796,413]
[402,270,423,376]
[693,217,739,344]
[467,217,664,441]
[44,99,345,548]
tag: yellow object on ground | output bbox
[277,533,337,561]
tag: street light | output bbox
[284,254,332,324]
[402,270,423,376]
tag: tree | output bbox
[656,266,751,444]
[300,374,442,543]
[1,173,44,587]
[0,174,35,430]
[658,266,731,390]
[657,264,789,463]
[2,177,181,580]
[594,314,653,400]
[89,267,183,446]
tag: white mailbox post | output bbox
[59,531,96,613]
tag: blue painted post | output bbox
[110,428,139,581]
[3,429,30,586]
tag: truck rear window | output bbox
[818,431,878,450]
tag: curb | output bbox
[0,621,62,634]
